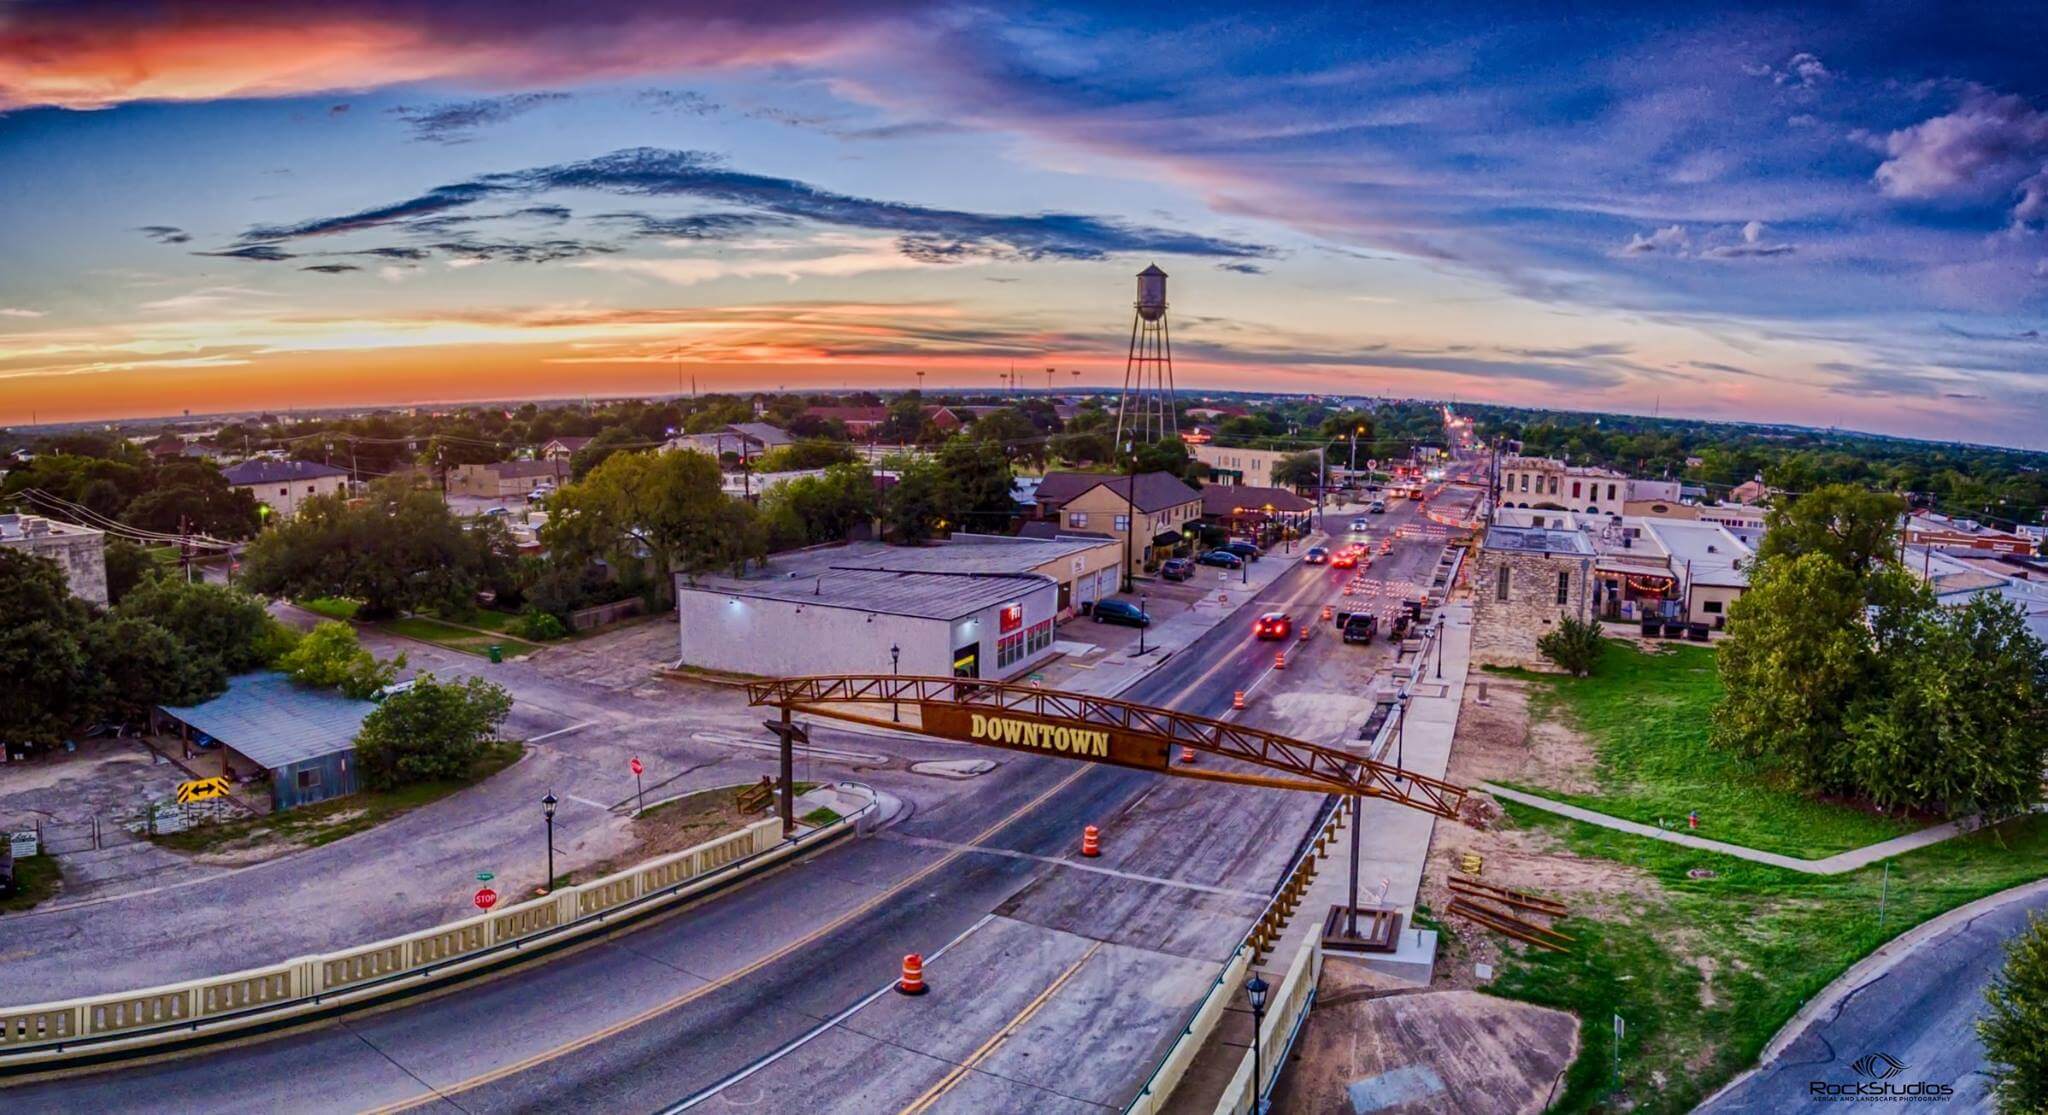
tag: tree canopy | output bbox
[238,480,487,618]
[353,674,512,789]
[544,448,765,598]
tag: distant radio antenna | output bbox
[1114,264,1177,447]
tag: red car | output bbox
[1331,549,1358,569]
[1253,612,1293,640]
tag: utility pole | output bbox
[1123,441,1139,593]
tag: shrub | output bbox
[353,675,512,789]
[278,620,403,699]
[1537,615,1605,677]
[517,609,569,641]
[1981,913,2048,1113]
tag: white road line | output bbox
[564,793,613,812]
[879,833,1266,898]
[527,721,596,744]
[661,914,998,1113]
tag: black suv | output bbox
[1342,612,1379,644]
[1222,541,1262,563]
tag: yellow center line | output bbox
[895,939,1106,1115]
[362,765,1094,1115]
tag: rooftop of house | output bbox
[1032,470,1200,513]
[0,513,101,541]
[726,421,795,446]
[158,671,377,770]
[466,459,568,479]
[543,435,594,451]
[1644,519,1753,588]
[220,458,351,486]
[1483,523,1596,556]
[1200,484,1312,516]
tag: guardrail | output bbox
[1213,934,1324,1115]
[0,782,879,1071]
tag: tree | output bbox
[1843,594,2048,817]
[1982,913,2048,1113]
[1756,484,1905,574]
[238,480,485,618]
[756,439,858,471]
[352,674,512,789]
[544,449,765,599]
[0,549,94,746]
[84,616,225,721]
[761,463,875,548]
[1272,452,1323,491]
[1129,438,1203,485]
[936,436,1015,532]
[116,576,282,673]
[1711,552,1878,793]
[969,408,1042,465]
[102,538,153,605]
[278,620,403,699]
[571,426,645,480]
[884,457,949,543]
[123,460,263,539]
[1537,616,1606,677]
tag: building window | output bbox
[1557,570,1570,605]
[1068,513,1088,528]
[297,769,319,790]
[279,486,288,496]
[1607,483,1617,501]
[1114,514,1130,532]
[1026,619,1053,655]
[1496,565,1510,601]
[1703,600,1723,614]
[1519,474,1529,492]
[1572,481,1581,499]
[997,631,1026,668]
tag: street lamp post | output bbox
[1138,593,1148,655]
[890,642,902,723]
[1395,687,1411,771]
[1435,617,1446,679]
[1245,975,1270,1114]
[541,791,558,893]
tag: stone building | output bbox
[0,513,107,605]
[1497,455,1628,515]
[1470,523,1595,669]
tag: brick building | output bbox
[1469,523,1595,669]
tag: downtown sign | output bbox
[920,705,1170,772]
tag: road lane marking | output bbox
[660,914,999,1113]
[363,766,1095,1114]
[526,721,595,744]
[563,792,612,812]
[895,939,1106,1115]
[878,833,1265,899]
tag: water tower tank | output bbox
[1135,264,1168,321]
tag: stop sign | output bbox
[474,887,498,911]
[630,757,644,776]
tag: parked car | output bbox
[527,486,553,504]
[483,506,511,517]
[1303,546,1329,565]
[1159,557,1195,581]
[1253,612,1293,640]
[1197,549,1245,569]
[1092,599,1151,627]
[1342,612,1379,644]
[1222,541,1263,563]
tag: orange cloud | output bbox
[0,4,896,109]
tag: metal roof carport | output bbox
[156,672,376,811]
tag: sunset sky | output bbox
[2,2,2045,446]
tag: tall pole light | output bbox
[1245,974,1270,1114]
[542,791,558,893]
[1138,593,1148,655]
[890,642,902,723]
[1122,440,1138,593]
[1435,617,1446,679]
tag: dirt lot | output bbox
[0,737,189,825]
[1273,973,1578,1114]
[551,781,778,889]
[1448,673,1595,794]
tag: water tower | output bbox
[1114,264,1178,447]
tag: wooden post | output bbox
[779,707,796,839]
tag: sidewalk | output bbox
[1479,784,1989,875]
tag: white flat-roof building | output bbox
[673,534,1123,680]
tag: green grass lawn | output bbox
[298,596,361,621]
[0,854,62,915]
[156,742,524,853]
[383,615,508,656]
[1495,640,1919,858]
[1488,803,2048,1113]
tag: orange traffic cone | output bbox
[1233,690,1247,710]
[897,953,928,995]
[1274,651,1287,670]
[1180,746,1196,764]
[1298,625,1311,643]
[1081,825,1102,857]
[1322,605,1334,622]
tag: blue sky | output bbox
[0,1,2043,446]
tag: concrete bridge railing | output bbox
[0,783,878,1070]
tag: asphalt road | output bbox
[1701,884,2048,1114]
[4,501,1447,1114]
